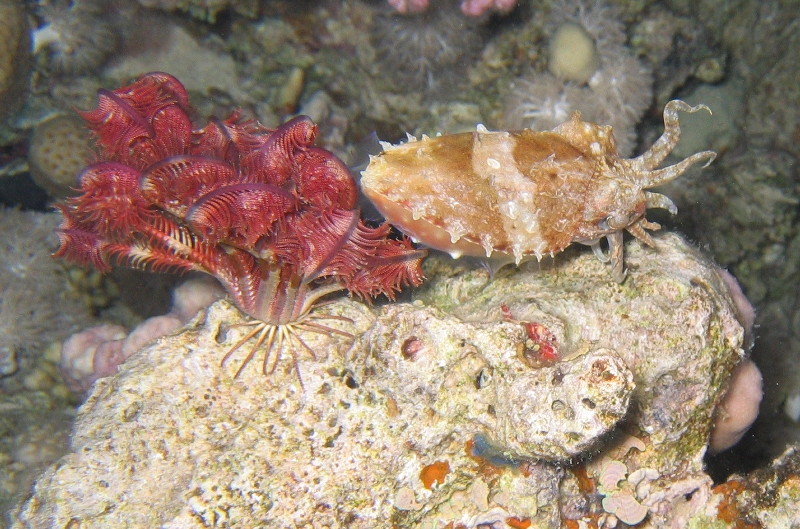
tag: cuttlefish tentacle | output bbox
[590,241,611,263]
[645,191,678,215]
[640,150,717,188]
[626,218,657,248]
[607,230,626,283]
[631,101,715,173]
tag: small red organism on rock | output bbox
[400,336,425,360]
[54,72,427,381]
[523,322,559,365]
[501,303,559,367]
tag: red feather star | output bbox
[54,72,426,379]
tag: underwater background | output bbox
[1,0,799,527]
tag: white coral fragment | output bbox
[394,487,422,510]
[602,492,649,525]
[598,460,628,491]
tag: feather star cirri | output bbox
[54,72,426,379]
[361,100,716,282]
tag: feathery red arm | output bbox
[54,72,427,328]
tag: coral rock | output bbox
[9,233,750,528]
[371,306,634,460]
[28,115,92,198]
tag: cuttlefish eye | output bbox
[604,213,633,230]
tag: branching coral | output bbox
[54,72,426,379]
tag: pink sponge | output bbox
[708,267,761,453]
[709,359,763,453]
[60,277,224,395]
[387,0,516,16]
[60,324,127,393]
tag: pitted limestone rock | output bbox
[497,349,633,459]
[369,305,634,460]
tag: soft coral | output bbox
[55,72,426,378]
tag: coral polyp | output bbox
[33,0,121,75]
[504,0,653,156]
[371,2,484,88]
[54,72,426,378]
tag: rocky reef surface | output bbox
[8,234,761,528]
[1,0,799,526]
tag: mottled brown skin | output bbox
[509,127,600,254]
[363,132,506,252]
[361,101,716,282]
